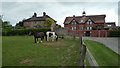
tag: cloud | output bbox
[1,0,120,2]
[1,2,119,26]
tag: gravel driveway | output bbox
[83,37,119,54]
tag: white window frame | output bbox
[86,27,89,30]
[86,26,92,30]
[86,19,93,24]
[80,20,84,22]
[80,27,84,30]
[72,26,76,30]
[90,26,92,30]
[72,20,76,24]
[107,24,112,27]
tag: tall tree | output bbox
[56,24,61,28]
[44,18,55,28]
[2,21,13,30]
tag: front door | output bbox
[86,31,90,36]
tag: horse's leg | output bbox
[45,35,47,41]
[52,36,54,41]
[40,37,43,43]
[41,37,43,42]
[56,36,58,41]
[37,38,39,43]
[37,38,38,41]
[34,37,36,43]
[47,36,49,41]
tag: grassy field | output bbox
[0,36,2,67]
[84,40,119,66]
[2,36,80,66]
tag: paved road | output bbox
[83,37,119,54]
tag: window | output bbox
[72,27,76,30]
[86,27,89,30]
[72,20,76,24]
[86,26,92,30]
[32,21,36,24]
[87,21,89,24]
[90,21,92,24]
[96,25,103,30]
[86,19,93,24]
[107,24,112,27]
[80,20,84,22]
[90,27,92,30]
[80,27,84,30]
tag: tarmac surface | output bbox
[83,37,119,54]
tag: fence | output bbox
[78,35,86,68]
[78,35,99,68]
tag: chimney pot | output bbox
[43,12,46,16]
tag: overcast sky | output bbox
[1,1,119,26]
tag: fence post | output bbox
[79,35,83,45]
[79,35,87,68]
[79,44,86,67]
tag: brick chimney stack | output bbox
[43,12,46,16]
[32,12,37,17]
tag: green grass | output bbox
[2,36,80,66]
[0,36,2,67]
[84,40,119,66]
[85,55,90,66]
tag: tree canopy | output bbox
[44,18,55,28]
[2,21,13,30]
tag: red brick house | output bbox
[64,11,116,37]
[18,12,56,28]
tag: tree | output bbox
[0,15,3,29]
[109,26,120,37]
[2,21,13,30]
[56,24,61,28]
[44,18,55,28]
[15,21,25,29]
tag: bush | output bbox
[2,28,50,36]
[109,30,120,37]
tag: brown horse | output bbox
[33,32,46,43]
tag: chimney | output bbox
[73,15,75,19]
[73,15,75,17]
[82,11,86,17]
[43,12,46,16]
[32,12,37,17]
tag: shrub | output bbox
[2,28,50,36]
[109,30,120,37]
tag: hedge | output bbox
[109,30,120,37]
[2,28,50,36]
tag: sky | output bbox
[1,0,119,27]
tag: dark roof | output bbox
[105,22,115,24]
[21,13,56,22]
[104,22,116,28]
[64,14,106,24]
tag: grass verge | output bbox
[84,40,119,66]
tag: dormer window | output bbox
[107,24,112,27]
[86,19,93,24]
[80,20,84,22]
[71,20,77,24]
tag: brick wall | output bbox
[65,24,109,37]
[23,21,44,28]
[68,30,109,37]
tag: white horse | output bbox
[46,31,58,41]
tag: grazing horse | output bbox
[46,31,58,41]
[33,32,46,43]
